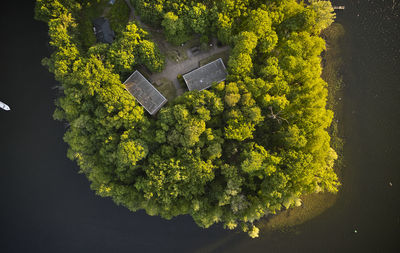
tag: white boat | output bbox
[0,101,10,111]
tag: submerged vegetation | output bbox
[36,0,339,238]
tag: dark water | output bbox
[0,1,399,252]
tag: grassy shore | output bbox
[257,23,346,233]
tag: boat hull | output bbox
[0,101,10,111]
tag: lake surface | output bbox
[0,0,399,252]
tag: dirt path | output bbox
[124,0,230,95]
[124,0,146,28]
[151,46,229,95]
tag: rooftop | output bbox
[183,58,228,91]
[93,17,115,44]
[124,71,167,115]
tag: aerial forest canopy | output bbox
[36,0,339,237]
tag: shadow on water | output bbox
[0,0,399,252]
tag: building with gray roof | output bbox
[183,58,228,91]
[93,17,115,44]
[124,71,167,115]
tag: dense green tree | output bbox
[107,22,165,73]
[137,40,165,72]
[216,13,233,44]
[242,9,272,39]
[186,3,209,34]
[34,0,81,22]
[161,12,190,45]
[310,0,336,32]
[106,0,131,34]
[131,0,165,25]
[108,23,144,73]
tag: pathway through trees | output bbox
[124,0,230,95]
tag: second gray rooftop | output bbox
[183,58,228,91]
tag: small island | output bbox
[36,0,340,238]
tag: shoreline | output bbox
[257,23,346,233]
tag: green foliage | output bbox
[107,0,131,34]
[310,0,336,32]
[161,12,190,45]
[37,0,339,238]
[108,23,143,72]
[107,22,165,73]
[34,0,81,22]
[186,3,209,34]
[131,0,164,25]
[228,32,257,77]
[77,0,108,50]
[137,40,165,72]
[242,9,272,38]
